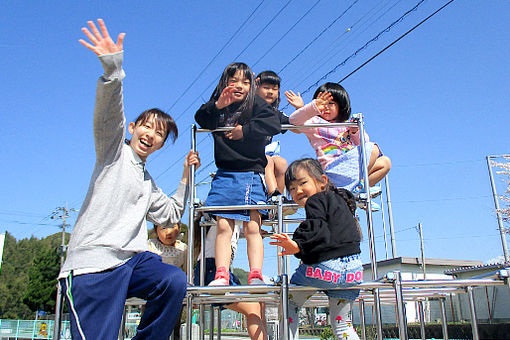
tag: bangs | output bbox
[134,108,178,143]
[256,71,280,87]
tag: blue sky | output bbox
[1,1,509,277]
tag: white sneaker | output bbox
[208,277,229,286]
[248,277,265,285]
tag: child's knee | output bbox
[274,156,288,173]
[217,218,234,233]
[244,221,261,236]
[379,155,391,171]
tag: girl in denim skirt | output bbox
[270,158,363,339]
[195,62,281,286]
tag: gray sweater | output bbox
[60,52,188,277]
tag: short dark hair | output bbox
[313,83,351,122]
[153,222,182,234]
[134,108,178,143]
[256,70,281,108]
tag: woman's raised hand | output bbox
[79,19,125,56]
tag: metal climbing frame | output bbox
[185,117,510,340]
[187,116,383,339]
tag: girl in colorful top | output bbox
[286,83,391,192]
[148,222,187,272]
[255,70,290,197]
[195,62,281,286]
[270,158,363,340]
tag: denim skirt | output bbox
[204,169,268,222]
[325,142,375,192]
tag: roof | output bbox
[363,257,482,270]
[444,261,510,275]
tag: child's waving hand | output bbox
[79,19,125,56]
[285,90,304,109]
[269,233,300,256]
[314,91,333,113]
[215,84,237,109]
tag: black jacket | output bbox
[195,96,281,173]
[293,188,361,265]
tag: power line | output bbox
[166,1,266,113]
[338,0,456,83]
[290,0,403,89]
[278,0,360,75]
[252,0,322,68]
[282,0,428,110]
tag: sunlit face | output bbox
[256,83,279,105]
[321,100,340,122]
[228,70,251,102]
[287,168,328,207]
[156,224,180,246]
[128,115,166,161]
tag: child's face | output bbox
[228,70,251,103]
[321,100,340,122]
[128,115,166,161]
[288,168,328,207]
[256,83,279,105]
[157,224,180,246]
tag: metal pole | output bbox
[53,282,63,340]
[280,274,290,340]
[277,195,288,275]
[188,124,197,284]
[359,298,367,340]
[392,271,408,340]
[384,176,397,258]
[209,305,214,340]
[200,224,206,340]
[466,286,479,340]
[379,194,389,259]
[417,300,426,340]
[357,113,383,340]
[187,125,197,340]
[216,307,222,340]
[486,156,510,262]
[439,298,449,340]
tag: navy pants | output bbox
[60,251,187,340]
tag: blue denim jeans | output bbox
[290,253,363,300]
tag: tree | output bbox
[0,232,64,319]
[23,246,60,312]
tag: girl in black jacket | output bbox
[270,158,362,340]
[195,62,280,287]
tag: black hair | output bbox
[255,70,281,108]
[210,62,256,125]
[153,222,182,234]
[285,158,357,216]
[312,82,351,122]
[285,158,333,192]
[134,108,178,143]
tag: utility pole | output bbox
[416,222,426,279]
[486,155,510,262]
[416,222,429,322]
[51,203,77,340]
